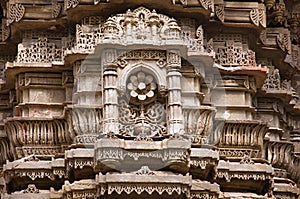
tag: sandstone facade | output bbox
[0,0,299,198]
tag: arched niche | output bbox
[117,61,167,93]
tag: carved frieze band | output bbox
[4,157,66,182]
[95,147,189,164]
[104,183,189,195]
[5,119,73,158]
[217,171,272,182]
[216,122,268,148]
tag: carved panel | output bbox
[17,31,73,64]
[7,1,64,24]
[183,109,214,145]
[17,37,62,63]
[72,108,102,135]
[262,66,281,90]
[217,171,272,182]
[73,8,210,56]
[95,137,190,173]
[213,34,257,67]
[4,157,66,183]
[218,148,260,158]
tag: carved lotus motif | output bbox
[127,72,157,102]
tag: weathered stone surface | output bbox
[0,1,300,199]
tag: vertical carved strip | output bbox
[102,49,118,134]
[167,51,183,135]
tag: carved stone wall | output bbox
[0,1,299,199]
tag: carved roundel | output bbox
[126,71,157,104]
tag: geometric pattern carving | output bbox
[250,6,266,27]
[16,31,74,64]
[52,2,62,18]
[277,31,291,53]
[17,37,62,63]
[213,34,257,67]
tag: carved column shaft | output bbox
[103,68,118,134]
[102,49,119,134]
[167,51,183,134]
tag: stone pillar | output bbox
[166,50,184,134]
[102,49,119,134]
